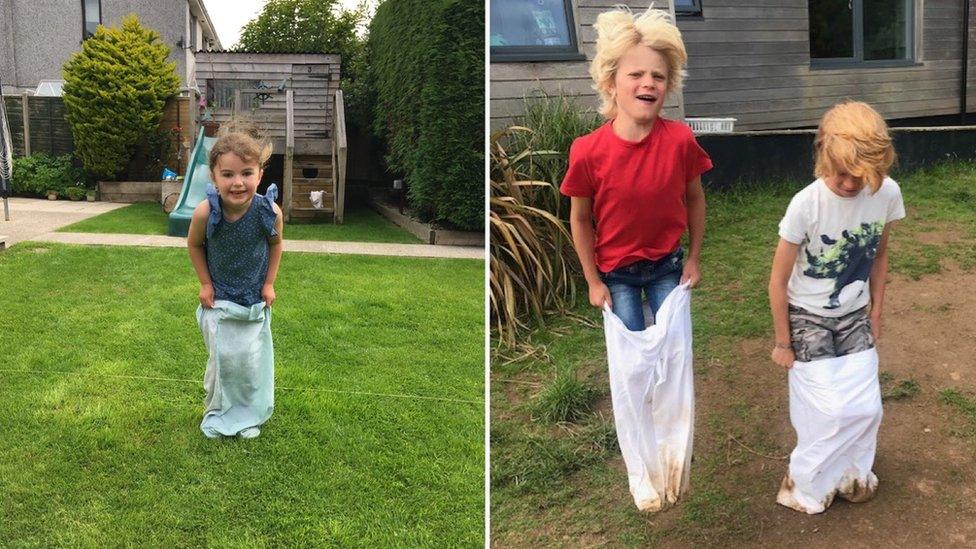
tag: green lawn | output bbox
[0,243,483,546]
[491,161,976,546]
[59,202,422,244]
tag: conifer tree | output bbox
[62,15,179,179]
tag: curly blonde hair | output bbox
[814,102,896,194]
[208,118,273,172]
[590,6,687,119]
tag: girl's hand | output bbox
[262,283,276,307]
[588,281,612,308]
[771,345,795,369]
[681,258,701,287]
[199,283,215,308]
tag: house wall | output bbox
[0,0,20,92]
[2,0,84,90]
[0,0,217,93]
[195,52,341,156]
[185,4,198,91]
[698,126,976,189]
[679,0,976,130]
[489,0,681,130]
[490,1,976,132]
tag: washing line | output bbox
[0,368,481,405]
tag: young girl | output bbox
[561,7,711,331]
[769,101,904,513]
[187,125,283,440]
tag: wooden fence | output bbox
[2,95,73,157]
[0,94,195,172]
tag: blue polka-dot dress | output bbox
[204,184,279,306]
[198,184,278,438]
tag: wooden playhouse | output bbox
[194,52,347,223]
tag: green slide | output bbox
[168,126,217,237]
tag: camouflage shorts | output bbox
[788,305,874,362]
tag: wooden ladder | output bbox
[288,154,334,222]
[282,88,345,223]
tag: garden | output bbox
[490,97,976,546]
[1,2,486,545]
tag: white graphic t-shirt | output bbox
[778,177,906,317]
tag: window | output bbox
[82,0,101,39]
[490,0,583,62]
[207,80,277,111]
[674,0,703,17]
[809,0,913,66]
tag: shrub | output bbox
[489,127,578,348]
[489,95,603,347]
[509,91,603,187]
[65,186,87,200]
[368,0,484,230]
[11,154,87,197]
[62,15,179,180]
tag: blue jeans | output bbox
[600,249,683,331]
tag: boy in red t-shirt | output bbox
[561,7,712,331]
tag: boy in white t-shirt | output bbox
[768,101,904,512]
[769,101,904,366]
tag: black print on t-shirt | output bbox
[803,221,884,309]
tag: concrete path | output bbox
[0,197,484,260]
[0,197,128,246]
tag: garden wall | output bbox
[98,181,161,203]
[698,126,976,190]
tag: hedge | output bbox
[368,0,484,231]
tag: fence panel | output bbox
[27,96,73,157]
[0,95,193,170]
[2,96,26,157]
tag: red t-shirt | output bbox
[560,118,713,273]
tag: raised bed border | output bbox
[367,193,484,247]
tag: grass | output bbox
[940,389,976,437]
[880,372,921,401]
[0,243,483,546]
[59,201,422,244]
[533,368,599,423]
[491,161,976,545]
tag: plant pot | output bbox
[86,192,97,202]
[161,180,183,213]
[46,191,58,200]
[203,121,220,137]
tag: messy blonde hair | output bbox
[208,118,273,172]
[814,101,896,194]
[590,6,687,119]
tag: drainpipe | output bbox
[962,0,971,122]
